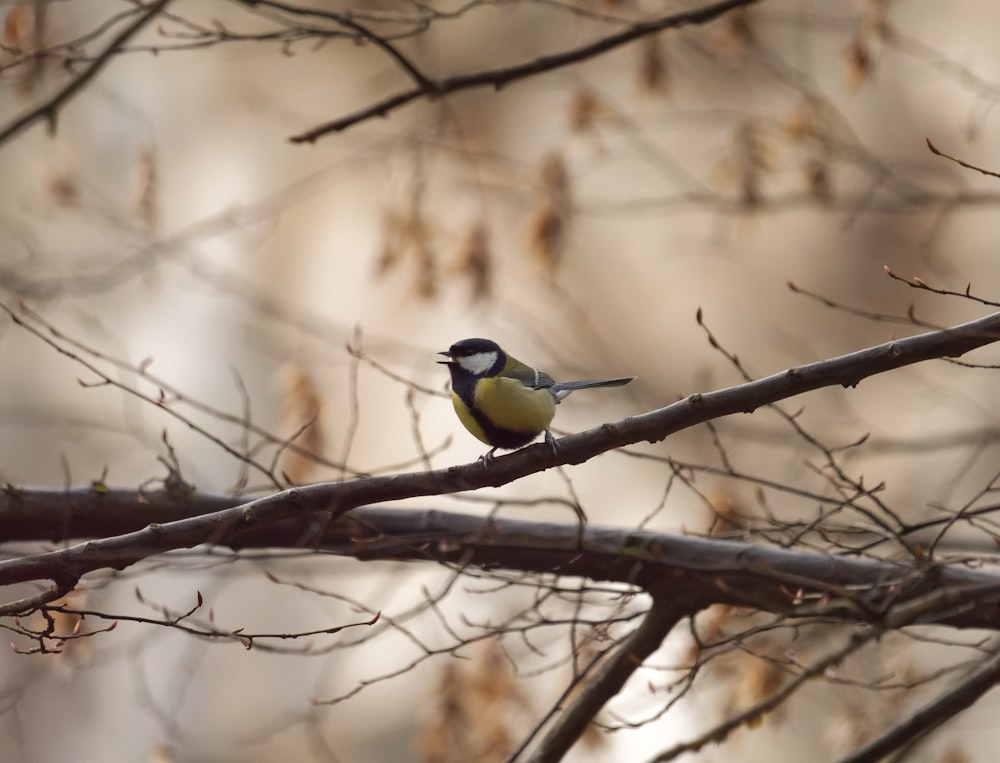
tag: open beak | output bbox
[436,350,455,365]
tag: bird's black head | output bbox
[437,338,506,378]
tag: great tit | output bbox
[438,337,635,462]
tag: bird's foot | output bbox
[544,430,559,455]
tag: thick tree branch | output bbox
[2,500,1000,629]
[216,508,1000,631]
[287,0,763,142]
[525,597,701,763]
[2,311,1000,614]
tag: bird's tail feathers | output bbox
[550,376,636,401]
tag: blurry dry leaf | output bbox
[782,96,831,149]
[417,661,467,763]
[738,120,772,205]
[844,0,891,91]
[4,4,36,53]
[47,174,79,206]
[376,229,402,275]
[528,153,573,276]
[707,490,747,537]
[826,694,881,754]
[451,220,492,302]
[805,158,832,204]
[278,364,324,485]
[539,152,571,207]
[148,744,177,763]
[568,87,602,134]
[713,9,754,63]
[782,98,836,202]
[726,657,786,725]
[376,209,419,275]
[4,2,45,95]
[939,746,972,763]
[466,640,525,759]
[528,203,565,275]
[375,160,439,298]
[418,640,528,763]
[136,148,159,234]
[845,37,873,92]
[469,639,524,709]
[414,236,437,299]
[783,108,810,144]
[636,35,669,96]
[882,648,919,703]
[376,206,438,299]
[715,120,772,208]
[864,0,892,42]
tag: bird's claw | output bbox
[544,430,558,455]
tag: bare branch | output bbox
[927,137,1000,180]
[0,0,173,148]
[647,629,881,762]
[1,311,1000,602]
[837,644,1000,763]
[0,579,78,617]
[2,495,1000,630]
[239,0,436,90]
[525,597,699,762]
[0,302,285,489]
[288,0,763,142]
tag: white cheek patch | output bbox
[457,351,498,375]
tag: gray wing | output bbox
[504,361,557,390]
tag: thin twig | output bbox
[837,644,1000,763]
[0,0,173,147]
[524,596,698,763]
[240,0,436,90]
[926,137,1000,180]
[289,0,763,142]
[646,628,880,762]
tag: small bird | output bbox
[438,337,635,463]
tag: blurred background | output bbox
[1,0,999,760]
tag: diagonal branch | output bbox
[837,645,1000,763]
[2,310,1000,607]
[288,0,763,143]
[525,596,702,763]
[238,0,436,91]
[646,629,881,762]
[0,0,173,148]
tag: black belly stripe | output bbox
[452,375,541,449]
[472,415,540,449]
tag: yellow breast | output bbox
[451,392,490,445]
[474,376,556,434]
